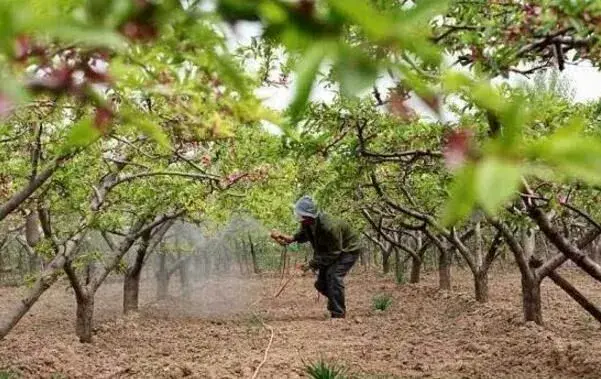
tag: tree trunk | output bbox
[373,248,379,267]
[28,252,40,274]
[0,160,64,223]
[522,227,536,260]
[592,239,601,264]
[474,270,489,303]
[382,251,391,274]
[548,271,601,322]
[237,253,245,275]
[156,253,169,300]
[279,246,287,278]
[0,253,67,339]
[203,251,211,276]
[394,248,404,284]
[179,261,190,301]
[75,291,94,343]
[157,273,169,300]
[123,240,144,314]
[248,234,260,274]
[410,255,421,284]
[521,275,542,324]
[438,247,451,290]
[123,273,140,314]
[359,249,366,267]
[25,211,41,247]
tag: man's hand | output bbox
[300,260,319,273]
[300,263,311,272]
[270,230,293,246]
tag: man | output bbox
[270,196,361,319]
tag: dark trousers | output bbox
[314,252,359,317]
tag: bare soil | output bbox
[2,267,601,378]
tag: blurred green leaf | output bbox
[61,118,100,153]
[475,157,521,215]
[0,75,29,104]
[46,24,128,50]
[258,1,288,24]
[286,41,330,124]
[441,164,476,226]
[327,0,392,40]
[216,0,261,21]
[441,71,472,92]
[471,81,503,112]
[402,0,450,23]
[128,115,171,150]
[86,0,134,28]
[495,96,530,151]
[528,129,601,185]
[336,49,378,97]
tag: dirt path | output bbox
[2,268,601,378]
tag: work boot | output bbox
[330,313,345,319]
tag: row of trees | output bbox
[0,0,288,342]
[2,0,601,343]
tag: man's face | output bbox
[300,217,315,226]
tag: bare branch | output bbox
[64,261,85,302]
[30,123,44,183]
[488,217,531,278]
[529,207,601,283]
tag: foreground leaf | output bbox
[441,164,477,226]
[286,41,330,124]
[475,157,521,215]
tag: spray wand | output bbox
[269,230,318,299]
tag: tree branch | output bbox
[30,123,44,183]
[482,230,503,272]
[536,227,601,279]
[64,260,85,302]
[529,206,601,283]
[113,171,220,187]
[0,155,71,222]
[488,217,531,278]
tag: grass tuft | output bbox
[0,370,19,379]
[304,359,347,379]
[372,293,393,311]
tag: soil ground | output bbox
[2,267,601,378]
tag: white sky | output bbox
[225,22,601,131]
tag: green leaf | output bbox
[441,71,472,92]
[551,114,585,138]
[402,0,450,23]
[129,116,171,150]
[46,24,128,50]
[475,157,521,215]
[207,49,249,95]
[285,41,330,124]
[336,49,378,97]
[61,118,101,153]
[258,1,288,24]
[528,130,601,185]
[498,97,528,146]
[327,0,393,40]
[216,0,261,21]
[0,74,29,104]
[441,164,477,226]
[471,81,503,112]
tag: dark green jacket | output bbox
[293,213,361,267]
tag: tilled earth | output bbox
[2,267,601,378]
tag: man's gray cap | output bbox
[294,196,318,218]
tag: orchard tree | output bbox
[0,0,278,341]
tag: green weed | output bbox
[372,293,393,311]
[0,370,20,379]
[304,359,347,379]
